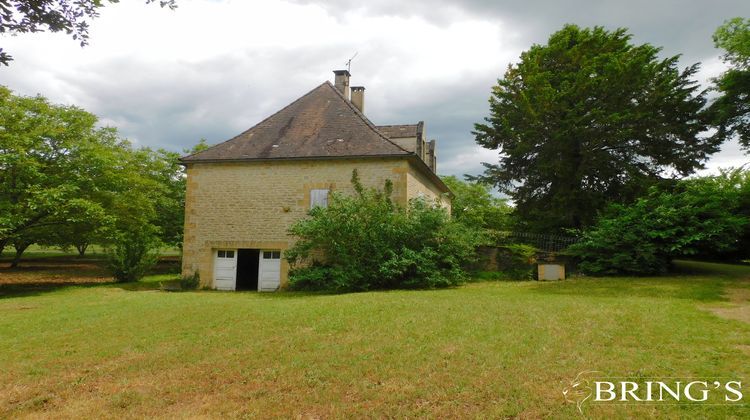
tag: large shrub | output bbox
[693,169,750,261]
[285,171,480,292]
[568,171,748,275]
[107,224,161,283]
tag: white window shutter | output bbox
[310,189,329,209]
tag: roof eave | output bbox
[179,153,411,165]
[406,155,452,195]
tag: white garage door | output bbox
[214,249,237,290]
[258,250,281,291]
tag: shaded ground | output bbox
[0,260,748,418]
[0,258,111,284]
[0,255,180,298]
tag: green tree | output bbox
[440,175,512,233]
[130,147,185,248]
[7,226,46,267]
[130,139,210,249]
[0,86,123,263]
[0,0,177,65]
[708,17,750,151]
[103,157,164,282]
[568,171,749,275]
[473,25,718,231]
[42,128,127,257]
[0,86,188,267]
[714,17,750,68]
[44,206,114,257]
[185,138,210,155]
[734,168,750,259]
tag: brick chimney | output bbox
[351,86,365,113]
[333,70,350,100]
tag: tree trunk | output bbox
[10,243,30,268]
[76,243,88,258]
[0,238,7,258]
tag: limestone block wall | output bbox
[405,160,451,213]
[181,158,410,288]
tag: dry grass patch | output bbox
[700,268,750,324]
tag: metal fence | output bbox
[494,231,579,254]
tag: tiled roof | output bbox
[181,82,409,162]
[376,124,420,139]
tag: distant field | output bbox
[0,260,748,418]
[0,246,181,291]
[0,244,182,260]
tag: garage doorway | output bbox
[236,249,260,291]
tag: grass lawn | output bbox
[0,260,748,418]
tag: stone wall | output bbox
[406,160,451,212]
[182,157,421,288]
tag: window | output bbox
[263,251,281,259]
[310,189,329,209]
[217,250,235,258]
[218,250,225,258]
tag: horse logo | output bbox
[562,371,600,414]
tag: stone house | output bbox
[180,70,450,291]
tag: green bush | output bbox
[495,243,538,280]
[179,272,200,290]
[285,171,480,292]
[569,171,749,275]
[288,262,340,291]
[106,224,161,283]
[472,271,507,281]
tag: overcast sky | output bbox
[2,0,749,178]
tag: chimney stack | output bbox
[428,140,437,172]
[333,70,351,100]
[351,86,365,113]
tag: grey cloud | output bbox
[4,0,748,180]
[6,46,352,152]
[365,74,497,177]
[292,0,750,65]
[280,0,750,176]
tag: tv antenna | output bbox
[346,52,358,72]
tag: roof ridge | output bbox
[322,81,411,154]
[181,81,334,161]
[375,123,419,127]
